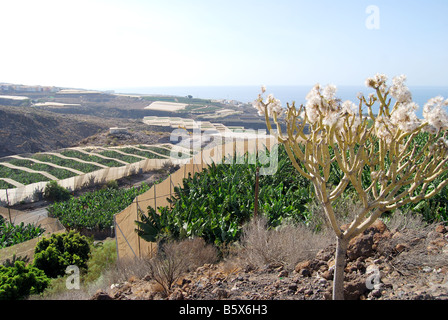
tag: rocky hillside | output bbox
[0,106,112,157]
[0,105,173,158]
[93,220,448,301]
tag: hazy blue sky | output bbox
[1,0,447,89]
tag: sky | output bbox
[0,0,447,89]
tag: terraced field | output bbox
[7,159,78,179]
[0,144,192,197]
[0,165,51,185]
[60,150,124,167]
[96,150,143,163]
[0,179,18,189]
[116,147,167,159]
[32,154,103,173]
[136,145,172,156]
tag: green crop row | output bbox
[0,180,16,189]
[48,183,151,231]
[32,154,102,173]
[0,165,50,185]
[142,146,172,156]
[7,159,77,180]
[118,147,166,159]
[60,150,124,168]
[137,145,193,159]
[97,150,142,164]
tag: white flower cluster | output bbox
[303,84,359,133]
[254,74,448,144]
[303,84,341,125]
[365,73,388,93]
[429,137,448,156]
[374,115,394,143]
[423,96,448,133]
[390,75,412,103]
[367,74,448,140]
[390,102,420,133]
[252,85,283,117]
[386,75,421,136]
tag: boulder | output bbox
[347,220,390,261]
[344,275,368,300]
[295,260,311,273]
[168,288,184,300]
[295,260,312,277]
[348,232,374,261]
[90,290,114,300]
[435,224,447,234]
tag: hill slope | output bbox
[0,106,109,157]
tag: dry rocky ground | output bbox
[91,218,448,301]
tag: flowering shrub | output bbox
[255,74,448,299]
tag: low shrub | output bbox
[43,180,72,202]
[83,240,117,284]
[0,261,50,300]
[33,231,91,278]
[239,217,332,270]
[146,238,219,296]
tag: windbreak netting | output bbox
[114,135,276,260]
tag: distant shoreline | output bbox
[106,85,448,118]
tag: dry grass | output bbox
[101,257,151,285]
[234,196,361,271]
[237,217,333,271]
[102,238,218,285]
[384,210,431,231]
[145,238,218,296]
[379,211,448,271]
[167,238,219,272]
[305,194,366,232]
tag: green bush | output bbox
[43,181,72,202]
[0,261,50,300]
[33,231,91,278]
[105,179,119,190]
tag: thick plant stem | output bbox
[333,237,349,300]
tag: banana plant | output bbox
[135,207,165,242]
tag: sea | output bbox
[112,85,448,119]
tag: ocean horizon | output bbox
[110,85,448,119]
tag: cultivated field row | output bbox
[0,143,193,205]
